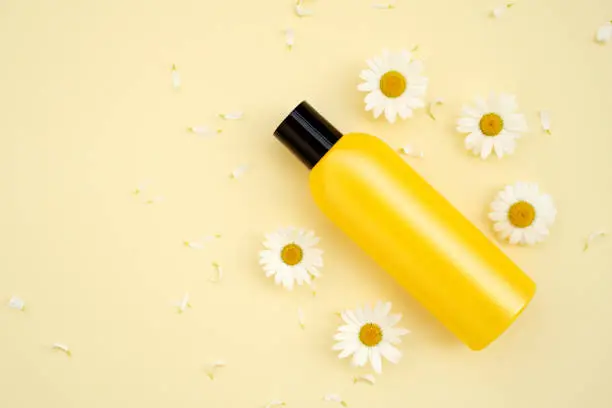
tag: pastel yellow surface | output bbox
[1,1,611,407]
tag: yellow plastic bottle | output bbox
[274,101,536,350]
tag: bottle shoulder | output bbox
[308,132,409,193]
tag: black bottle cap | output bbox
[274,101,343,169]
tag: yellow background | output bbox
[1,0,611,407]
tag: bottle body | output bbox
[309,132,536,350]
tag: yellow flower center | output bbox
[379,71,407,98]
[280,243,303,266]
[479,113,504,136]
[508,201,536,228]
[359,323,383,347]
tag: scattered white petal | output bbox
[132,181,151,196]
[183,241,205,249]
[323,393,348,407]
[596,21,612,43]
[584,230,607,251]
[174,293,191,313]
[230,165,249,179]
[52,343,72,357]
[539,110,552,135]
[372,2,396,9]
[353,374,376,385]
[295,0,314,17]
[171,64,181,89]
[218,111,244,120]
[297,307,305,329]
[427,98,444,120]
[204,360,226,380]
[144,196,164,205]
[184,234,222,250]
[264,401,286,408]
[187,126,223,137]
[398,145,424,158]
[8,296,25,311]
[491,3,514,18]
[210,261,224,283]
[284,28,295,50]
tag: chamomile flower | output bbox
[457,93,528,159]
[358,49,428,123]
[259,227,323,290]
[489,182,557,245]
[333,301,409,374]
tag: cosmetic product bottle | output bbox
[274,101,535,350]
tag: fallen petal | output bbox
[52,343,72,356]
[584,230,607,251]
[8,296,25,311]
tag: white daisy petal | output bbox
[427,98,444,120]
[204,360,226,380]
[353,374,376,385]
[398,144,424,158]
[174,293,191,313]
[338,341,360,358]
[264,400,286,408]
[358,81,376,92]
[295,1,314,17]
[465,132,483,150]
[323,393,348,407]
[509,229,524,245]
[171,64,181,89]
[489,183,556,245]
[210,261,224,283]
[457,117,479,133]
[230,165,249,179]
[8,296,25,311]
[52,343,72,357]
[218,111,244,120]
[596,21,612,43]
[144,195,165,205]
[491,3,514,19]
[284,28,295,49]
[480,137,494,159]
[378,342,402,364]
[187,126,222,137]
[397,105,413,119]
[372,2,396,9]
[370,349,383,373]
[539,110,552,134]
[584,230,607,251]
[373,105,384,118]
[352,346,369,367]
